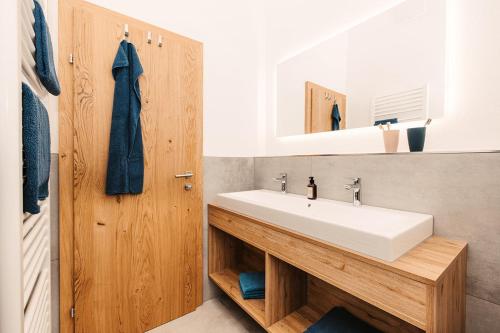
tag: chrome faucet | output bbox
[272,173,288,193]
[344,178,361,207]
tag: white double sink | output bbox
[213,190,433,262]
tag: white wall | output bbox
[345,0,445,128]
[0,0,25,331]
[50,0,265,157]
[263,0,404,64]
[38,0,500,157]
[262,0,500,156]
[276,33,349,136]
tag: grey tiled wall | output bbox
[203,157,255,300]
[49,153,500,332]
[255,153,500,333]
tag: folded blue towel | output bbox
[105,40,144,195]
[241,293,265,300]
[374,118,398,126]
[239,286,265,299]
[22,83,51,214]
[33,0,61,96]
[239,272,265,300]
[240,288,265,295]
[306,307,381,333]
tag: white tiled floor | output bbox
[148,296,265,333]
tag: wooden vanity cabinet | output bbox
[208,204,467,333]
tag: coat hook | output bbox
[158,35,163,47]
[147,31,152,44]
[124,24,129,38]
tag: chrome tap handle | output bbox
[345,177,360,184]
[344,177,361,206]
[272,173,287,193]
[272,173,287,181]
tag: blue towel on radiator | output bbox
[33,0,61,96]
[105,40,144,195]
[239,272,265,299]
[22,83,51,214]
[305,307,382,333]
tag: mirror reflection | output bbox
[276,0,446,137]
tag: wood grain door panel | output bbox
[305,81,347,133]
[72,4,202,333]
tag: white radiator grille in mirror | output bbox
[371,86,428,124]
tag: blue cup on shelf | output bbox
[407,127,426,152]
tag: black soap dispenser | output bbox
[307,177,317,200]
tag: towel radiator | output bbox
[371,85,429,125]
[23,202,51,333]
[20,0,52,332]
[21,0,48,97]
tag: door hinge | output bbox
[70,307,76,319]
[69,53,74,64]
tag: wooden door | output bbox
[68,2,203,332]
[305,81,347,133]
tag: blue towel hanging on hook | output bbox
[331,102,341,131]
[105,40,144,195]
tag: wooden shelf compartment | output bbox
[209,225,425,333]
[208,226,266,327]
[265,254,316,332]
[266,254,424,333]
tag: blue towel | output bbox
[374,118,398,126]
[306,307,382,333]
[240,290,265,297]
[105,40,144,195]
[239,272,265,299]
[331,103,341,131]
[239,288,264,299]
[33,0,61,96]
[22,83,51,214]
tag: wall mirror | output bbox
[276,0,446,137]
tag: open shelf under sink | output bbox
[209,267,266,327]
[207,204,457,333]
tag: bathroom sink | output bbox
[213,190,433,262]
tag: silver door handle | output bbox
[175,171,193,178]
